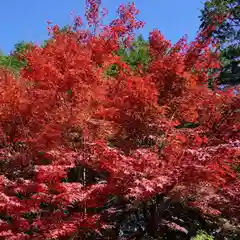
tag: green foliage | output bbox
[105,64,120,77]
[13,41,32,55]
[120,35,150,71]
[192,230,214,240]
[199,0,240,85]
[0,41,32,75]
[119,35,150,71]
[105,35,150,77]
[200,0,239,45]
[232,164,240,173]
[0,54,25,75]
[175,122,200,129]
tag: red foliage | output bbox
[0,1,239,239]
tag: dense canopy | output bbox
[0,1,239,239]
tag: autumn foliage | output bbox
[0,1,239,239]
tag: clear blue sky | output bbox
[0,0,204,54]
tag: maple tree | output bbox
[0,0,239,239]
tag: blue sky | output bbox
[0,0,204,54]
